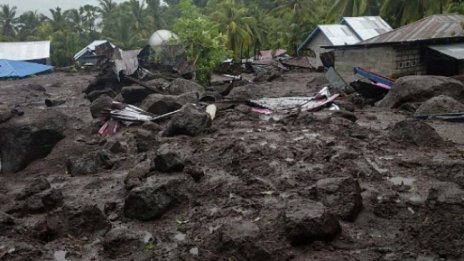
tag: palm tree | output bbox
[146,0,162,30]
[0,4,18,37]
[380,0,438,27]
[17,11,46,40]
[98,0,117,19]
[49,7,68,31]
[209,0,259,59]
[328,0,379,21]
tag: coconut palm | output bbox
[16,11,46,40]
[380,0,440,27]
[0,4,18,37]
[98,0,118,19]
[328,0,379,21]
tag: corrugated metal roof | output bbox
[362,14,464,45]
[0,41,50,61]
[74,40,115,60]
[429,43,464,60]
[319,25,361,46]
[0,59,53,78]
[341,16,393,41]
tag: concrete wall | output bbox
[334,47,396,83]
[306,32,332,68]
[334,45,426,82]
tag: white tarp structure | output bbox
[149,30,179,49]
[0,41,50,61]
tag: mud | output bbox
[1,71,464,260]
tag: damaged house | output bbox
[327,14,464,82]
[74,40,116,66]
[298,16,392,68]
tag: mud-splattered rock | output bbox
[316,177,363,221]
[415,95,464,115]
[218,220,272,261]
[0,211,14,226]
[154,152,184,173]
[164,104,211,137]
[90,94,113,119]
[378,76,464,108]
[103,140,127,154]
[123,177,184,221]
[121,85,153,105]
[283,198,341,245]
[0,110,66,173]
[140,92,198,115]
[16,177,51,200]
[389,120,443,147]
[66,152,101,176]
[185,165,205,182]
[167,78,204,96]
[102,228,146,259]
[46,202,110,237]
[124,160,152,190]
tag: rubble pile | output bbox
[1,49,464,260]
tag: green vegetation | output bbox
[1,0,464,74]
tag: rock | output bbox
[331,110,357,122]
[140,92,198,115]
[426,182,464,206]
[144,78,170,91]
[41,189,64,211]
[0,105,14,124]
[415,95,464,115]
[18,189,63,215]
[0,110,66,173]
[90,94,113,119]
[283,198,341,245]
[316,177,363,221]
[185,166,205,182]
[252,65,281,82]
[103,140,127,154]
[86,88,117,102]
[46,202,110,237]
[164,104,211,137]
[389,120,443,147]
[219,220,271,261]
[132,128,158,153]
[124,160,152,190]
[154,152,184,173]
[123,177,184,221]
[17,177,51,200]
[167,78,205,96]
[378,76,464,108]
[0,211,14,225]
[66,152,101,176]
[121,85,153,105]
[102,228,145,258]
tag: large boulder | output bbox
[46,202,110,237]
[167,78,205,96]
[415,95,464,115]
[120,85,153,105]
[378,76,464,108]
[389,120,443,147]
[90,94,113,119]
[140,92,198,115]
[0,110,66,173]
[316,177,363,222]
[123,177,184,221]
[163,104,211,137]
[282,198,341,245]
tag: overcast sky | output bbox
[0,0,129,16]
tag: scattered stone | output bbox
[124,160,152,190]
[46,203,110,237]
[16,177,51,200]
[185,166,205,182]
[316,177,363,221]
[103,140,127,154]
[219,220,271,261]
[66,152,101,176]
[282,198,341,245]
[331,110,357,122]
[0,110,67,173]
[90,94,113,119]
[389,120,443,147]
[252,66,281,82]
[133,128,158,153]
[86,88,117,102]
[164,104,211,137]
[140,92,198,115]
[120,85,153,104]
[415,95,464,115]
[102,228,145,259]
[154,152,184,173]
[378,75,464,108]
[123,177,184,221]
[167,78,205,96]
[0,211,14,226]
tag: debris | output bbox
[415,112,464,122]
[325,67,347,91]
[353,67,394,89]
[108,101,181,123]
[350,80,389,101]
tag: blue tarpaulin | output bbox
[0,59,53,78]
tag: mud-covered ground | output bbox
[1,71,464,261]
